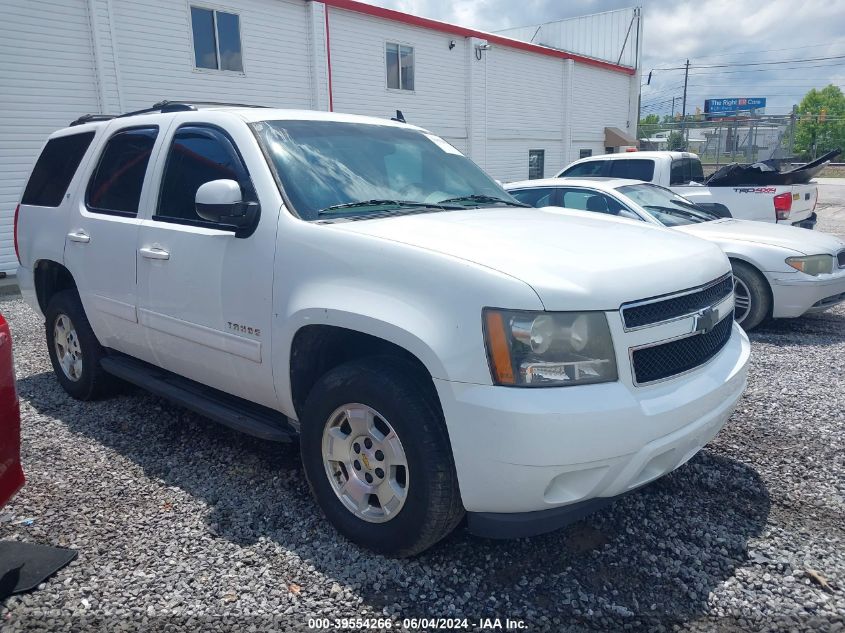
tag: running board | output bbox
[100,354,295,442]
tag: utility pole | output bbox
[681,58,690,149]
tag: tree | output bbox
[667,131,685,151]
[794,85,845,159]
[637,113,661,139]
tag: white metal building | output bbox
[0,0,642,275]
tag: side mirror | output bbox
[195,180,258,229]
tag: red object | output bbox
[325,5,334,112]
[773,192,792,220]
[13,204,20,264]
[0,312,24,508]
[321,0,636,76]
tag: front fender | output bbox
[271,217,543,416]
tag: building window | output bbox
[528,150,545,180]
[386,43,414,90]
[191,6,243,72]
[579,149,593,159]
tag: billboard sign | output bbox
[704,97,766,118]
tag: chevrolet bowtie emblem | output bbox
[693,306,719,334]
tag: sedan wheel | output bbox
[733,277,753,325]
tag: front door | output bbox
[136,123,279,409]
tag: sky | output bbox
[365,0,845,117]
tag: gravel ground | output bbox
[1,207,844,632]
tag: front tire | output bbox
[45,290,118,400]
[300,357,463,557]
[731,261,771,331]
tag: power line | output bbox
[656,54,845,71]
[688,61,845,75]
[686,41,845,61]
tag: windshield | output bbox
[616,183,718,226]
[253,120,522,220]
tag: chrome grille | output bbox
[621,274,733,330]
[631,314,733,385]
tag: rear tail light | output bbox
[773,192,792,220]
[13,204,20,264]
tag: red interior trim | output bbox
[321,0,636,76]
[325,5,334,111]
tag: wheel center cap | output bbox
[360,453,372,470]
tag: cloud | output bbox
[364,0,845,114]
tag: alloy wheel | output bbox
[321,403,409,523]
[733,277,752,325]
[54,313,83,382]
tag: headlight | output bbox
[483,309,617,387]
[786,254,835,276]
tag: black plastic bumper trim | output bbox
[467,493,628,540]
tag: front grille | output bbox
[838,250,845,268]
[631,315,733,385]
[622,275,733,330]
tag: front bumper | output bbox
[435,323,749,521]
[768,268,845,318]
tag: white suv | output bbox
[15,102,750,556]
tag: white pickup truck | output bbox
[557,151,819,229]
[16,102,749,556]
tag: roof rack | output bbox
[69,100,269,127]
[69,113,117,127]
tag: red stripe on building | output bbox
[320,0,636,76]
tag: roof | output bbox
[56,104,429,137]
[505,177,640,190]
[321,0,636,76]
[569,151,699,162]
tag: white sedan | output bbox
[505,177,845,330]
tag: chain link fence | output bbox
[637,114,803,165]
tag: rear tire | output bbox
[45,289,118,400]
[731,260,771,331]
[300,356,463,557]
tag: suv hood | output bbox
[336,207,730,310]
[676,218,845,255]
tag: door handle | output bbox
[139,246,170,260]
[67,230,90,244]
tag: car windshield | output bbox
[253,119,524,220]
[616,183,718,226]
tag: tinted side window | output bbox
[561,160,607,177]
[670,159,688,185]
[509,188,557,207]
[22,132,95,207]
[157,125,255,223]
[690,158,704,183]
[608,159,655,182]
[87,127,158,215]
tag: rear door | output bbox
[135,121,280,408]
[64,121,170,358]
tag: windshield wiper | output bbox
[318,199,457,216]
[644,205,711,223]
[437,194,530,208]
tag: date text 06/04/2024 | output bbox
[307,617,527,630]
